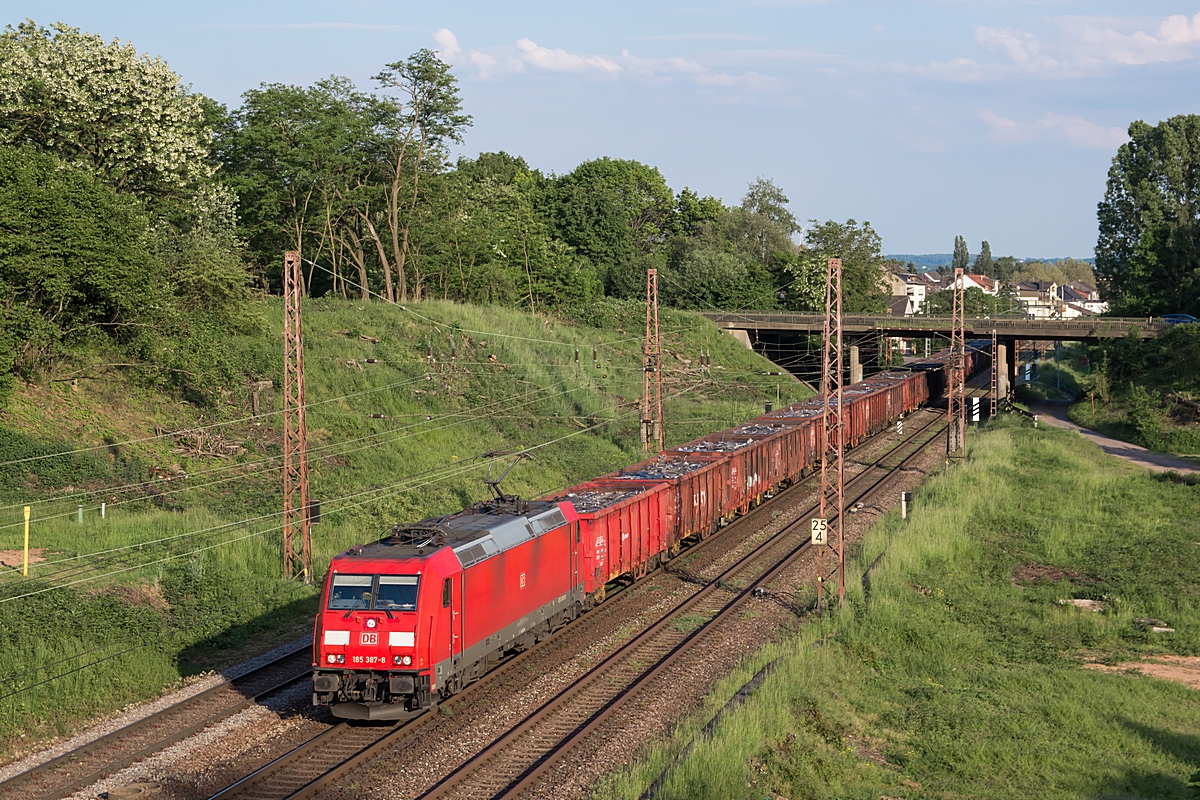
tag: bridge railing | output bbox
[700,312,1168,337]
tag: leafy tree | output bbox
[660,246,775,311]
[952,235,970,272]
[1096,114,1200,316]
[221,77,374,292]
[1009,259,1096,287]
[924,286,1005,316]
[973,241,993,277]
[993,255,1019,284]
[726,177,799,268]
[803,219,887,313]
[670,187,723,238]
[0,21,213,205]
[371,50,472,301]
[550,158,673,292]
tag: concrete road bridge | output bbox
[702,312,1168,392]
[700,312,1168,343]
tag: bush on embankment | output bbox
[599,414,1200,800]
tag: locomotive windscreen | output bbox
[327,574,372,609]
[377,575,419,610]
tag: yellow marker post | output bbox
[23,506,31,576]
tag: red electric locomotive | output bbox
[312,495,581,720]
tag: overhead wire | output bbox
[14,381,587,578]
[0,378,710,701]
[0,377,582,535]
[1,377,709,606]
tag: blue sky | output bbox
[6,2,1200,257]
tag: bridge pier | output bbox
[996,343,1009,400]
[849,345,862,384]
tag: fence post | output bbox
[23,506,30,577]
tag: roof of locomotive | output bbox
[337,499,573,570]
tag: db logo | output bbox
[360,631,378,646]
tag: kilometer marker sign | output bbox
[811,518,828,545]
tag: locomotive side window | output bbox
[376,575,419,611]
[442,578,452,608]
[327,575,372,610]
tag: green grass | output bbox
[597,414,1200,800]
[0,297,804,760]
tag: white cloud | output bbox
[432,29,781,96]
[515,38,622,74]
[898,12,1200,82]
[974,26,1058,69]
[432,28,460,64]
[1069,13,1200,66]
[978,109,1128,150]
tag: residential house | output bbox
[950,273,1002,295]
[1059,281,1107,315]
[888,273,926,315]
[1015,281,1060,318]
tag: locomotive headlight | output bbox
[366,618,377,629]
[336,654,345,664]
[393,655,403,665]
[403,655,412,666]
[327,654,337,664]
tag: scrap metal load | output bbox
[310,344,991,720]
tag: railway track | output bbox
[199,403,961,800]
[0,644,312,800]
[419,409,952,800]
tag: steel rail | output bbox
[419,410,953,800]
[0,644,313,800]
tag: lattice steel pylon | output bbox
[990,328,998,419]
[282,251,312,582]
[816,257,845,608]
[947,268,967,461]
[641,268,664,453]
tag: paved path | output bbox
[1027,401,1200,475]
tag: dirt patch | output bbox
[86,582,170,612]
[1084,656,1200,690]
[0,549,45,569]
[1011,562,1093,586]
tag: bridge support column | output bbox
[723,328,753,350]
[996,343,1009,400]
[1004,338,1018,397]
[849,345,862,384]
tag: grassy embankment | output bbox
[0,298,800,760]
[598,414,1200,800]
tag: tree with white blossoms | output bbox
[0,20,213,201]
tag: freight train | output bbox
[311,343,990,720]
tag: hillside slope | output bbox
[0,298,803,759]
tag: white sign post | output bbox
[811,517,828,545]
